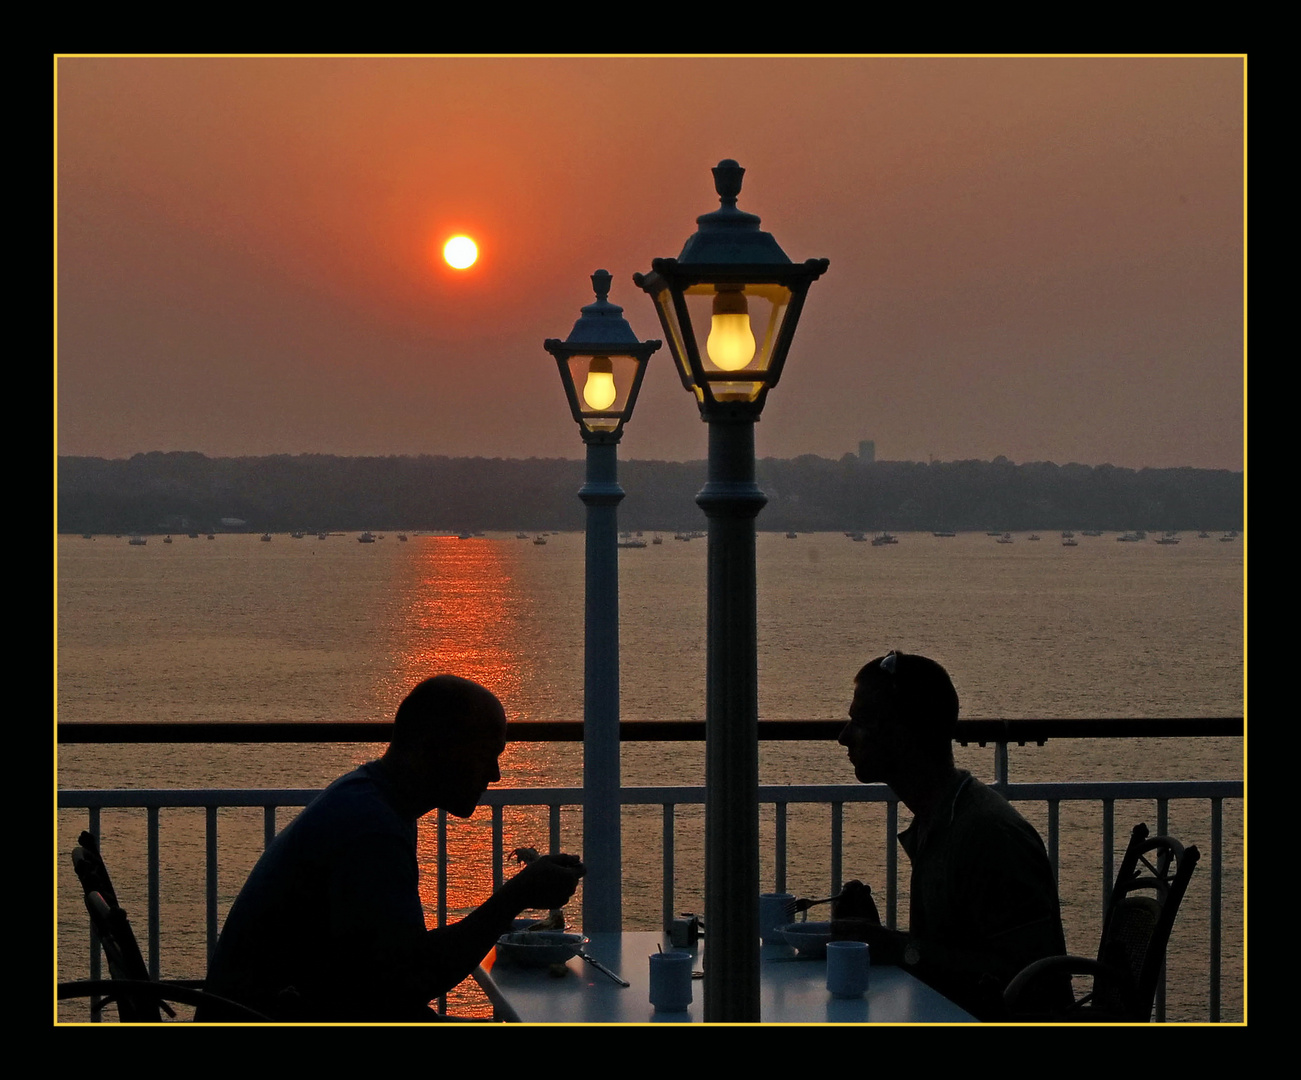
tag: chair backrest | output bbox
[72,832,167,1021]
[72,831,120,909]
[1096,822,1200,1020]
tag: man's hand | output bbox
[831,879,880,922]
[508,853,586,911]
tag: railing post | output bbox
[87,806,102,1022]
[436,810,448,928]
[830,802,843,896]
[1101,800,1115,916]
[885,799,899,930]
[147,805,160,980]
[994,737,1009,788]
[205,805,218,963]
[1211,796,1222,1022]
[775,801,787,894]
[662,804,675,932]
[1047,800,1060,885]
[492,805,504,890]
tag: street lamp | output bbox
[545,269,661,934]
[634,160,828,1021]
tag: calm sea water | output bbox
[56,530,1244,1021]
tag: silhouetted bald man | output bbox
[201,675,584,1021]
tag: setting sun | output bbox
[443,235,478,270]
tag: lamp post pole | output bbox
[545,270,660,934]
[698,413,766,1019]
[636,160,827,1020]
[579,436,622,931]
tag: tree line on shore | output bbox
[57,451,1244,536]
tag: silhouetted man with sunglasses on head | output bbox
[834,650,1068,1020]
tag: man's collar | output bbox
[899,769,973,856]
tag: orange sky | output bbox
[55,56,1244,470]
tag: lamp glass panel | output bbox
[566,353,641,432]
[683,282,792,400]
[653,286,702,402]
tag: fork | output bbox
[787,894,840,922]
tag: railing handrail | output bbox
[57,779,1243,809]
[56,717,1244,743]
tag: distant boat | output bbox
[187,532,199,539]
[1061,531,1075,539]
[652,535,663,545]
[1198,530,1211,539]
[871,532,898,546]
[1116,531,1144,542]
[618,537,648,549]
[128,535,147,546]
[1081,530,1102,537]
[82,534,94,540]
[1028,534,1041,541]
[358,532,375,543]
[206,534,215,540]
[932,531,956,538]
[260,533,272,542]
[163,535,173,544]
[1219,531,1236,542]
[786,531,798,539]
[533,535,548,545]
[1062,537,1079,547]
[458,531,473,539]
[397,534,408,542]
[997,533,1014,544]
[291,531,304,539]
[317,532,327,540]
[517,532,529,540]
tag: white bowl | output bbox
[779,921,834,958]
[494,931,587,967]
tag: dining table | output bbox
[473,931,977,1023]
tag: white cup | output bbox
[826,940,870,998]
[649,950,693,1012]
[759,892,795,944]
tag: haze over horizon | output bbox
[56,56,1245,472]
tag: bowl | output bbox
[494,931,587,967]
[779,921,834,958]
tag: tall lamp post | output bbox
[545,270,661,934]
[634,160,828,1020]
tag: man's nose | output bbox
[837,721,852,746]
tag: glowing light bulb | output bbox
[583,357,617,410]
[706,288,755,371]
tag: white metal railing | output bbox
[59,777,1240,1022]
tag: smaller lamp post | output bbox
[545,269,661,933]
[635,160,827,1021]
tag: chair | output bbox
[61,831,268,1022]
[1004,822,1200,1022]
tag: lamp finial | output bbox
[712,159,745,208]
